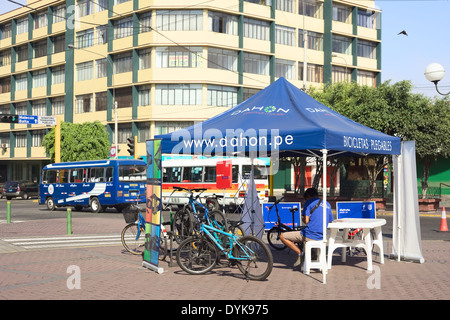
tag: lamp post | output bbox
[424,63,450,96]
[68,44,118,158]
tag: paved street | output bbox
[0,211,449,306]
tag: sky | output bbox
[1,0,450,98]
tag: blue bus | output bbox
[39,159,146,213]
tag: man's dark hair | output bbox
[304,188,319,198]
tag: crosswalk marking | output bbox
[0,234,133,250]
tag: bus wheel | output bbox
[46,197,56,211]
[90,197,102,213]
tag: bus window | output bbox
[183,166,203,182]
[232,165,238,183]
[163,167,181,183]
[43,169,58,184]
[70,168,85,183]
[105,167,113,182]
[204,166,216,182]
[243,165,268,180]
[59,169,69,183]
[119,165,146,182]
[88,167,105,182]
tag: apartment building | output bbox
[0,0,380,182]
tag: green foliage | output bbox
[42,121,110,163]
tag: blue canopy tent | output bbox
[155,78,413,283]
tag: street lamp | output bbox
[424,63,450,96]
[68,44,118,158]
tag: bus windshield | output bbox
[119,165,146,182]
[242,165,268,180]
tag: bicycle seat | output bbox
[228,220,244,228]
[289,207,299,213]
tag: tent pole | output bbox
[322,149,328,284]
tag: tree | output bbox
[42,121,110,162]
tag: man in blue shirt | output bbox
[280,188,334,268]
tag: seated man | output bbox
[280,187,334,268]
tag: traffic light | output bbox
[127,137,135,156]
[0,114,19,123]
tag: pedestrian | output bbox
[279,187,334,268]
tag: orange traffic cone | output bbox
[440,207,448,232]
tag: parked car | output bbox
[3,180,39,200]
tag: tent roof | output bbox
[156,77,401,157]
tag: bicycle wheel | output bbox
[159,230,168,261]
[267,227,287,250]
[207,209,228,232]
[205,197,220,211]
[121,223,145,255]
[233,235,273,281]
[176,236,219,275]
[172,206,194,244]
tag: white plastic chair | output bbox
[302,240,327,275]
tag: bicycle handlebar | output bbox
[268,196,284,210]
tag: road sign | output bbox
[110,146,117,158]
[18,115,38,124]
[38,116,57,125]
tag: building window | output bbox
[33,40,47,58]
[114,17,133,39]
[32,69,47,88]
[52,97,65,115]
[15,103,27,115]
[275,59,295,79]
[31,130,46,147]
[97,25,108,45]
[0,50,11,67]
[15,133,27,148]
[15,73,27,91]
[358,9,376,29]
[53,35,65,54]
[156,10,203,31]
[52,66,65,84]
[96,59,107,78]
[77,0,95,18]
[118,123,132,144]
[358,70,376,87]
[139,48,151,69]
[299,0,322,19]
[299,30,323,51]
[16,45,28,62]
[154,121,194,135]
[115,87,132,109]
[155,84,202,105]
[299,63,323,83]
[208,11,238,35]
[140,11,152,33]
[53,5,66,23]
[97,0,108,11]
[332,4,351,23]
[76,94,93,113]
[243,88,260,101]
[95,92,107,111]
[138,85,151,106]
[357,40,376,59]
[243,52,269,75]
[137,122,151,142]
[275,25,295,46]
[332,66,351,83]
[34,11,48,29]
[156,47,202,68]
[76,28,94,48]
[0,77,11,93]
[76,61,93,81]
[0,23,12,39]
[332,35,352,55]
[0,133,9,147]
[208,48,237,71]
[32,100,46,116]
[244,0,272,5]
[243,18,270,41]
[276,0,294,13]
[113,52,132,74]
[16,17,29,35]
[207,85,238,107]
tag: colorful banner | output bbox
[142,139,164,274]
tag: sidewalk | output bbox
[0,216,449,301]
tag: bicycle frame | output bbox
[200,223,253,262]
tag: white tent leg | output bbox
[322,149,328,284]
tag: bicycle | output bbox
[170,187,229,244]
[266,197,305,250]
[176,219,273,281]
[121,195,168,260]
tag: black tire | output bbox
[206,209,228,232]
[171,206,194,244]
[267,227,287,250]
[90,197,102,213]
[46,197,56,211]
[121,223,145,255]
[233,235,273,281]
[176,236,219,275]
